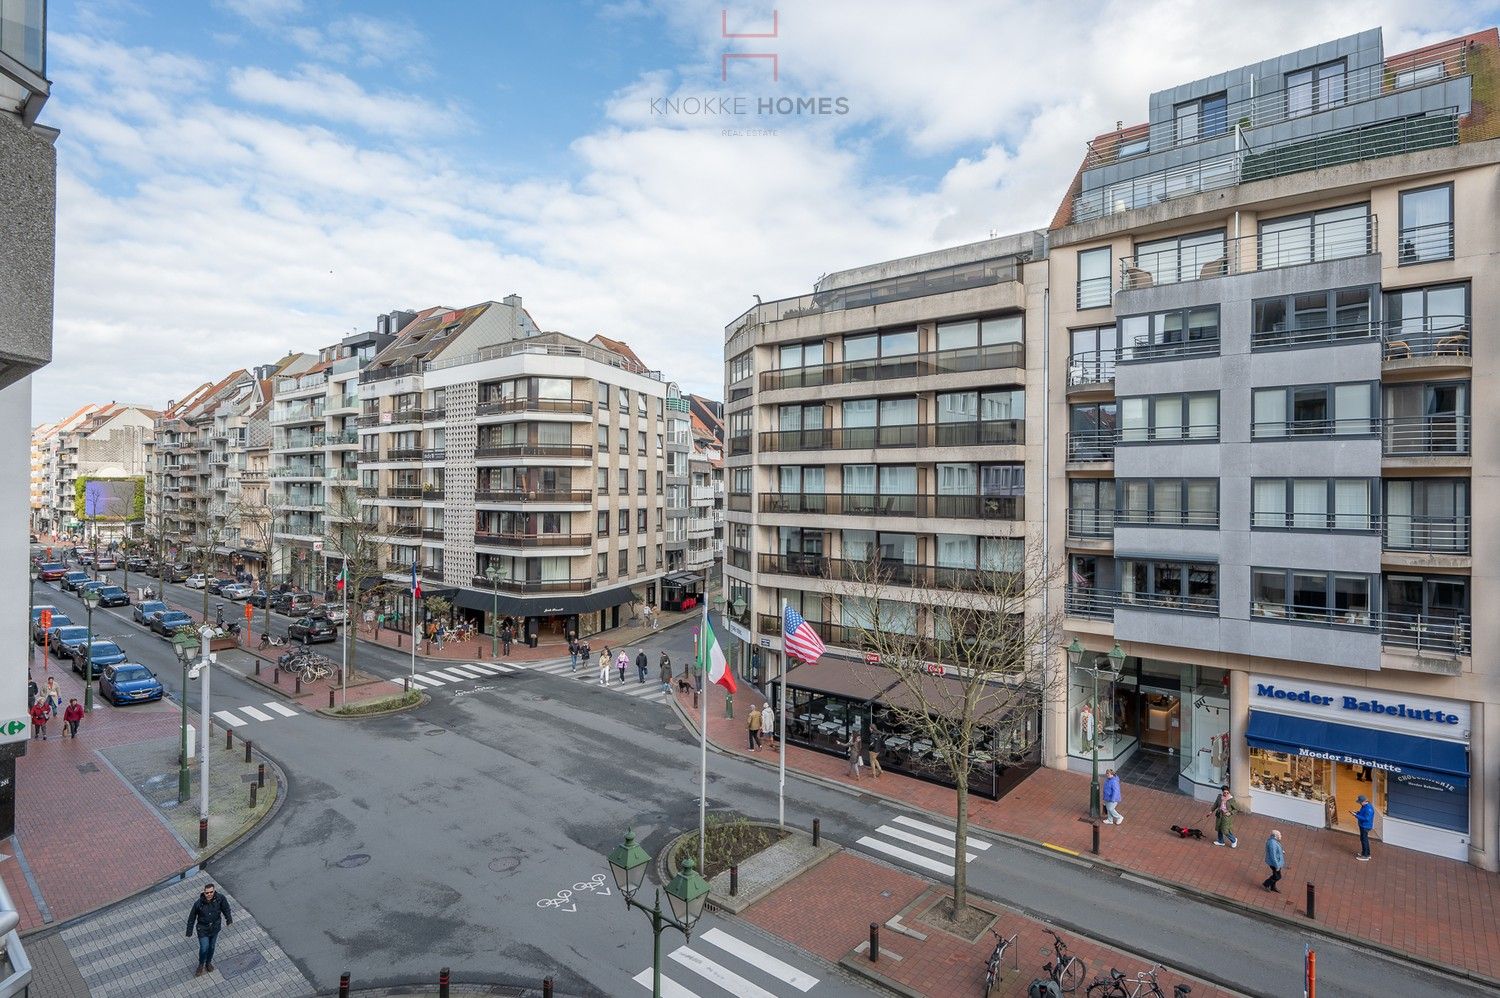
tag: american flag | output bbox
[783,604,826,664]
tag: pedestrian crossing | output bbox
[633,926,819,997]
[213,701,300,727]
[854,813,991,878]
[519,656,674,704]
[405,661,518,689]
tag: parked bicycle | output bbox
[1085,964,1191,998]
[983,925,1019,997]
[1041,928,1086,993]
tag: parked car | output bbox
[246,589,271,607]
[60,571,91,592]
[50,625,92,659]
[221,583,252,600]
[99,663,165,705]
[206,578,232,595]
[30,604,57,624]
[126,555,150,571]
[133,600,168,626]
[37,562,67,581]
[159,564,189,583]
[287,616,336,644]
[77,551,94,567]
[33,613,72,643]
[71,640,127,675]
[151,610,195,637]
[184,574,207,589]
[272,593,315,617]
[96,555,118,571]
[314,604,346,627]
[78,581,109,599]
[95,585,130,607]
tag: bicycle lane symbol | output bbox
[535,873,611,914]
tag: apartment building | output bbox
[722,231,1045,702]
[664,386,692,571]
[28,419,52,532]
[1049,28,1500,867]
[685,406,724,574]
[357,297,669,641]
[43,403,155,544]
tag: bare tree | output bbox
[830,547,1063,921]
[323,483,388,684]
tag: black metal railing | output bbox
[759,342,1024,391]
[473,532,591,548]
[474,443,594,459]
[758,420,1022,452]
[1383,514,1470,553]
[758,493,1023,520]
[1397,220,1455,265]
[1251,318,1378,351]
[468,576,593,593]
[1066,507,1114,538]
[1381,415,1469,456]
[1382,317,1470,360]
[1067,351,1117,388]
[1064,587,1218,617]
[475,398,593,417]
[1066,430,1115,462]
[474,489,592,504]
[1114,507,1220,528]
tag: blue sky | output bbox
[33,0,1500,421]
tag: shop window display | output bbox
[1069,663,1134,759]
[1180,670,1230,789]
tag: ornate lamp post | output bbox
[171,630,197,801]
[80,587,100,713]
[607,829,711,998]
[1084,641,1125,819]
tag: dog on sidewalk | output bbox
[1170,824,1206,840]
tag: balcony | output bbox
[1381,415,1468,457]
[1252,317,1378,351]
[381,523,422,538]
[1383,515,1470,554]
[757,553,1019,593]
[1066,431,1115,463]
[1115,507,1219,529]
[1397,220,1455,264]
[758,342,1025,392]
[759,493,1023,520]
[1118,213,1375,292]
[1066,507,1114,538]
[757,420,1022,453]
[1382,317,1470,362]
[362,360,426,385]
[421,566,445,581]
[729,435,751,456]
[1067,352,1116,390]
[473,531,591,548]
[422,406,447,421]
[1381,612,1469,656]
[423,448,446,462]
[474,443,593,460]
[1064,587,1218,618]
[387,486,427,500]
[474,489,591,504]
[467,575,593,594]
[272,464,326,478]
[385,448,424,462]
[421,528,445,541]
[475,398,592,417]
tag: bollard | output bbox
[812,818,821,847]
[338,971,350,998]
[198,818,208,848]
[245,739,252,763]
[725,692,733,719]
[274,666,280,684]
[438,966,450,998]
[542,976,553,998]
[225,729,233,750]
[329,689,335,709]
[249,782,257,808]
[257,762,265,788]
[869,922,879,962]
[693,688,699,710]
[1092,819,1100,855]
[295,676,302,695]
[730,864,739,897]
[255,659,261,676]
[1305,882,1315,919]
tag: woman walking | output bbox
[659,652,673,694]
[1209,785,1239,847]
[615,650,629,686]
[597,649,610,686]
[843,729,863,778]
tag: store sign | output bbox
[1394,772,1462,794]
[1249,674,1469,736]
[727,619,750,643]
[923,662,946,676]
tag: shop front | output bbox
[452,581,642,643]
[1247,674,1471,861]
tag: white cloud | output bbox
[226,65,465,136]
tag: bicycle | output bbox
[983,925,1019,997]
[1041,928,1087,993]
[1085,964,1191,998]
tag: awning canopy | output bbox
[453,582,641,617]
[663,571,702,587]
[775,658,898,702]
[1247,710,1469,787]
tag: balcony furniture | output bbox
[1435,334,1468,355]
[1384,340,1411,360]
[1123,266,1153,289]
[1198,258,1228,279]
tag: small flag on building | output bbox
[411,561,421,600]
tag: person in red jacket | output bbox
[29,699,50,740]
[62,698,84,739]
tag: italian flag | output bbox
[335,567,347,592]
[701,616,736,694]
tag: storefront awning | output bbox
[663,571,702,586]
[453,582,640,617]
[776,658,899,702]
[1247,710,1469,786]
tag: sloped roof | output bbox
[588,334,646,370]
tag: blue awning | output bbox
[1248,710,1468,787]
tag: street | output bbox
[34,572,1497,997]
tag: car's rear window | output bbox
[40,563,63,572]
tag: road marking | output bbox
[632,968,699,997]
[1042,842,1081,857]
[213,710,247,727]
[426,669,471,682]
[875,824,977,862]
[465,663,504,675]
[239,705,274,722]
[407,676,437,688]
[491,663,516,673]
[415,673,449,686]
[668,946,777,998]
[856,836,954,875]
[892,814,991,849]
[700,927,818,991]
[444,665,486,679]
[263,702,298,717]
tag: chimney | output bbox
[503,294,522,309]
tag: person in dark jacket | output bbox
[635,649,649,684]
[185,882,233,976]
[659,652,673,694]
[1352,795,1375,861]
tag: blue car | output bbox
[98,663,165,705]
[33,613,72,643]
[133,600,168,626]
[71,640,127,676]
[151,610,194,637]
[60,571,91,592]
[49,625,91,659]
[95,585,130,608]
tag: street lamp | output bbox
[187,625,214,845]
[81,587,100,713]
[607,829,711,998]
[1084,641,1125,820]
[485,564,507,656]
[171,631,197,802]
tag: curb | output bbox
[315,691,429,719]
[665,695,1500,994]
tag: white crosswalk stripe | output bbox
[415,672,449,685]
[854,812,988,879]
[407,675,438,688]
[262,701,299,718]
[213,710,246,727]
[632,927,821,997]
[700,928,818,991]
[443,664,487,679]
[238,705,274,722]
[212,701,302,728]
[519,657,672,704]
[426,668,471,682]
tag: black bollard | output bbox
[1306,882,1315,919]
[543,977,553,998]
[255,659,261,676]
[274,666,280,684]
[244,739,252,763]
[257,762,265,787]
[250,783,258,808]
[225,729,233,750]
[198,818,208,848]
[328,689,335,709]
[812,818,820,846]
[730,864,738,897]
[1092,819,1100,855]
[295,675,302,695]
[869,922,879,962]
[438,967,450,998]
[338,972,350,998]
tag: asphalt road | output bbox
[33,574,1496,998]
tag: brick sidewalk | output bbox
[673,684,1500,980]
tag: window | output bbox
[596,424,608,448]
[1252,479,1373,530]
[1068,402,1117,459]
[729,351,754,383]
[1252,568,1370,624]
[618,549,629,574]
[1384,574,1470,637]
[1068,479,1114,535]
[1129,230,1225,287]
[1258,203,1369,269]
[1252,383,1374,438]
[1395,62,1445,88]
[1117,136,1149,158]
[597,381,609,409]
[1399,185,1454,264]
[637,430,647,455]
[779,341,825,369]
[935,389,1024,445]
[597,511,609,537]
[638,546,647,570]
[1252,286,1374,348]
[636,469,646,494]
[1174,92,1227,144]
[1384,283,1468,357]
[731,468,751,494]
[618,388,629,413]
[636,508,647,532]
[935,314,1023,350]
[617,468,628,493]
[1385,479,1469,552]
[656,433,664,455]
[1118,392,1218,442]
[1077,247,1111,308]
[1068,325,1118,385]
[618,509,630,533]
[843,328,918,362]
[1286,59,1345,118]
[1119,307,1219,360]
[596,467,608,494]
[1119,560,1218,612]
[1115,479,1218,526]
[597,553,608,579]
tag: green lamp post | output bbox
[172,630,198,801]
[607,829,711,998]
[80,587,100,713]
[485,564,507,657]
[1085,641,1126,820]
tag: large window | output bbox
[729,351,754,384]
[779,341,825,370]
[1385,479,1469,553]
[1286,59,1346,118]
[936,462,1023,518]
[1252,479,1374,531]
[1174,92,1228,144]
[1383,574,1471,655]
[1251,568,1371,624]
[1252,286,1374,349]
[1383,283,1469,358]
[1068,479,1114,536]
[1251,383,1375,438]
[1382,381,1468,455]
[935,314,1022,350]
[1068,325,1118,385]
[1258,203,1370,269]
[935,389,1023,445]
[1116,479,1218,527]
[1119,392,1218,442]
[1128,230,1226,287]
[1077,247,1111,309]
[1119,560,1218,613]
[842,396,917,447]
[843,328,917,361]
[1398,184,1453,264]
[1068,402,1116,460]
[1119,306,1219,360]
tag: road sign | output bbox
[38,609,51,630]
[1,721,24,737]
[244,602,254,620]
[313,541,323,552]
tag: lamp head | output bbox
[1066,637,1083,668]
[1107,643,1126,670]
[607,829,650,900]
[665,856,710,932]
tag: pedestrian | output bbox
[635,649,648,684]
[1102,767,1123,825]
[501,626,512,655]
[527,624,538,648]
[616,650,629,685]
[185,881,233,976]
[865,723,882,778]
[1263,829,1285,892]
[43,677,61,718]
[651,605,659,631]
[568,638,579,672]
[659,652,673,694]
[1352,795,1375,861]
[29,698,49,740]
[598,649,610,686]
[27,675,37,707]
[747,705,761,750]
[62,698,83,739]
[761,702,775,747]
[1209,785,1239,847]
[844,729,863,778]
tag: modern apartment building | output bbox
[685,406,724,574]
[722,231,1045,697]
[1049,28,1500,867]
[39,403,155,544]
[664,385,692,572]
[357,297,669,641]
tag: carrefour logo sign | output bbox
[1255,683,1460,726]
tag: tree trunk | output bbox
[952,768,970,916]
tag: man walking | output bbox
[185,881,233,976]
[659,652,673,694]
[635,649,649,684]
[865,723,882,778]
[1352,795,1375,861]
[501,625,512,656]
[62,698,83,739]
[761,702,775,748]
[747,705,761,750]
[1263,829,1285,892]
[568,638,578,672]
[1209,785,1239,848]
[1102,768,1123,824]
[598,648,610,686]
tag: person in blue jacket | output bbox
[1101,768,1123,825]
[1352,794,1375,861]
[1262,829,1285,892]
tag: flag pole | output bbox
[778,598,787,830]
[698,599,708,873]
[340,569,348,706]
